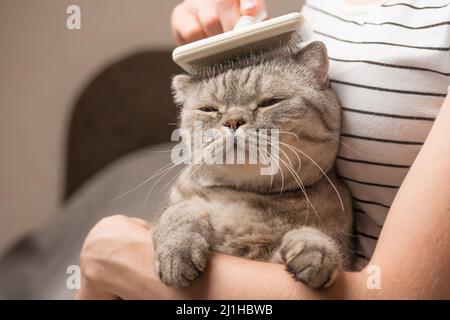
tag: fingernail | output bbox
[241,0,258,12]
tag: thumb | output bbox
[239,0,265,16]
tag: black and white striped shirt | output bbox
[302,0,450,266]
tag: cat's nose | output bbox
[224,118,246,130]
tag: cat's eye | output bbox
[199,106,218,112]
[257,98,284,109]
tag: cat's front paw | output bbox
[154,232,210,288]
[279,227,342,288]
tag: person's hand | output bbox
[171,0,267,44]
[77,215,243,300]
[76,215,162,300]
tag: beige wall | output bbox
[0,0,303,254]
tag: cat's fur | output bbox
[152,42,353,289]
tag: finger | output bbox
[171,4,185,44]
[173,28,185,45]
[197,7,223,37]
[239,0,265,16]
[172,3,207,44]
[216,0,241,31]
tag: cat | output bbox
[152,41,353,289]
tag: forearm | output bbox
[164,252,368,300]
[118,252,367,300]
[77,216,368,300]
[368,95,450,299]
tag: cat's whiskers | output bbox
[165,139,221,195]
[279,130,364,158]
[160,163,189,195]
[250,131,309,196]
[274,147,321,226]
[265,137,314,221]
[270,133,302,173]
[262,134,335,226]
[272,149,320,226]
[257,144,276,191]
[142,136,219,207]
[142,155,193,211]
[278,130,301,142]
[279,142,345,212]
[248,132,277,191]
[255,133,316,220]
[108,156,189,204]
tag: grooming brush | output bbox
[172,11,314,76]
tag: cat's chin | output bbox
[213,163,266,180]
[195,160,325,193]
[199,163,295,193]
[201,163,274,190]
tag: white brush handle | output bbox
[233,9,268,30]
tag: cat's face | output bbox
[172,42,342,191]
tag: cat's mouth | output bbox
[199,128,280,176]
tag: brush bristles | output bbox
[190,32,306,79]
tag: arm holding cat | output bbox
[77,93,450,299]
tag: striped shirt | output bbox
[302,0,450,266]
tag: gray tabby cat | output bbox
[152,41,353,289]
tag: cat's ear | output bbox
[172,74,193,105]
[295,41,329,87]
